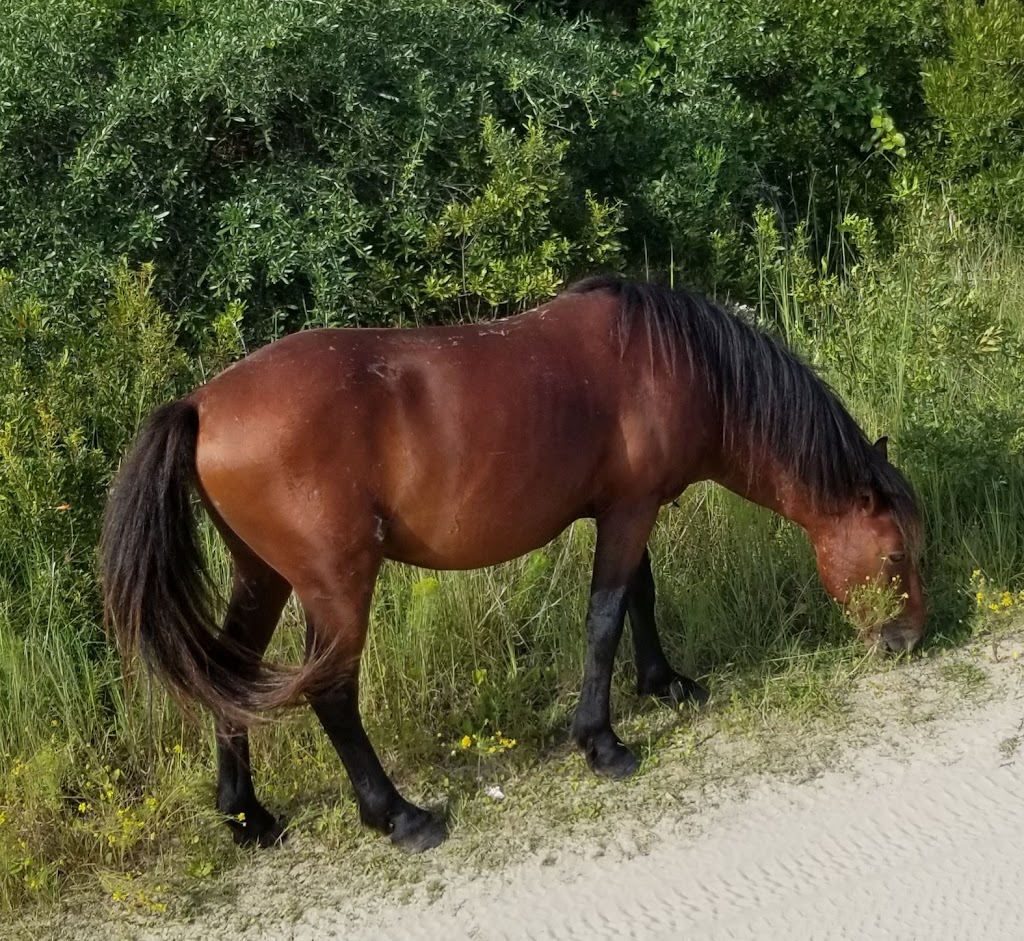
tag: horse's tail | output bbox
[101,399,311,726]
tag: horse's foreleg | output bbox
[214,557,291,846]
[301,569,446,854]
[628,547,708,707]
[571,503,659,779]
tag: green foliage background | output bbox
[2,0,1024,915]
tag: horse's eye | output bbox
[887,552,906,564]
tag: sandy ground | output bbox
[343,694,1024,941]
[49,647,1024,941]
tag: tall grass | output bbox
[2,199,1024,913]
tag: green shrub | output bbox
[637,0,945,253]
[0,264,187,592]
[0,0,633,337]
[920,0,1024,231]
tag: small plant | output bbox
[100,871,170,914]
[866,107,907,159]
[844,578,909,646]
[453,730,518,759]
[999,735,1020,761]
[969,570,1024,637]
[938,661,989,697]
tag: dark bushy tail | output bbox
[101,399,305,725]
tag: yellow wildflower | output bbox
[460,735,472,749]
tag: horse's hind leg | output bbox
[214,555,291,846]
[300,565,446,854]
[627,547,708,707]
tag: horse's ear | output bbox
[873,436,889,462]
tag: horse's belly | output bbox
[382,502,583,571]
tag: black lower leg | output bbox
[309,678,446,853]
[216,725,282,847]
[213,562,289,846]
[571,586,640,778]
[628,549,707,707]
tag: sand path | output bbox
[277,686,1024,940]
[55,651,1024,941]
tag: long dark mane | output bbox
[566,275,921,547]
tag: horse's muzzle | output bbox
[879,620,923,654]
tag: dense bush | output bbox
[0,265,187,597]
[0,0,637,337]
[637,0,945,224]
[3,0,990,339]
[919,0,1024,232]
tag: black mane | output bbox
[566,275,920,546]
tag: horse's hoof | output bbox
[227,806,284,848]
[640,672,709,708]
[578,734,640,779]
[229,815,284,851]
[594,745,640,779]
[390,808,447,854]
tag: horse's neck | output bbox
[709,445,821,536]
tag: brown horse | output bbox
[101,276,925,852]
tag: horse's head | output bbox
[810,441,926,653]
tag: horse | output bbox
[101,275,926,853]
